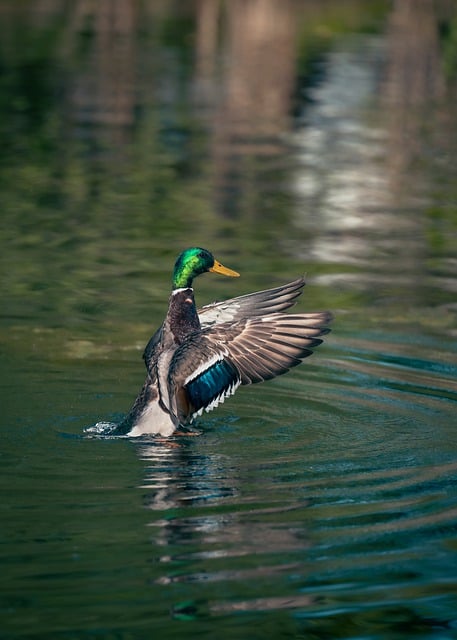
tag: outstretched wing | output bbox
[168,310,331,423]
[198,278,306,327]
[142,278,305,372]
[168,341,240,423]
[210,312,332,384]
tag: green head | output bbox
[172,247,239,289]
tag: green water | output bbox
[1,2,457,638]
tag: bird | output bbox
[115,247,332,437]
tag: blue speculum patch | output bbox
[186,359,238,411]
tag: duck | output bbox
[115,247,332,437]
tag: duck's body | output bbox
[116,248,331,437]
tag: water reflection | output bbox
[66,1,137,144]
[384,0,448,185]
[137,438,312,597]
[291,36,392,267]
[138,440,238,511]
[207,0,297,219]
[290,18,456,312]
[135,441,457,622]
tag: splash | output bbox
[84,421,122,437]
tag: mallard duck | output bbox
[115,247,331,437]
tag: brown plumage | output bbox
[114,249,331,437]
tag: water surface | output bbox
[1,2,457,639]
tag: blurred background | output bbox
[1,2,457,639]
[1,0,455,342]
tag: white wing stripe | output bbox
[184,349,229,385]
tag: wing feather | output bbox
[168,342,241,423]
[198,278,306,327]
[169,311,332,403]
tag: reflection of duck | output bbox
[117,247,331,437]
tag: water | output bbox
[1,2,457,638]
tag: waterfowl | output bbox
[116,247,331,437]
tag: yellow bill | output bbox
[210,259,240,277]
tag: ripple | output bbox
[84,329,457,630]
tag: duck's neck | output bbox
[166,287,200,345]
